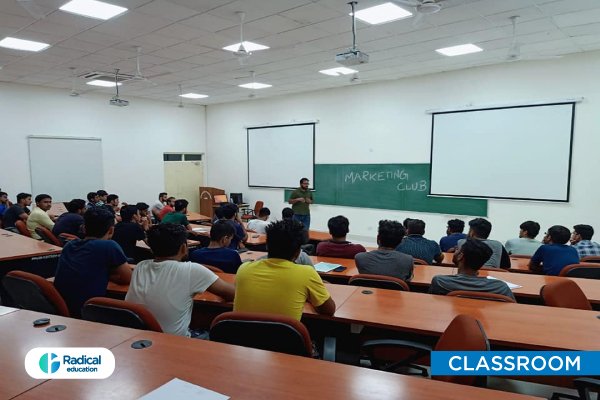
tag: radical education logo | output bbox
[25,348,115,379]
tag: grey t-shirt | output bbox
[355,249,414,281]
[457,238,504,268]
[428,274,515,300]
[505,238,542,256]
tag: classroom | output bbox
[1,0,600,399]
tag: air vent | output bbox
[78,71,134,83]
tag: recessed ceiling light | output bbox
[223,41,269,52]
[60,0,127,20]
[319,67,358,76]
[179,93,208,99]
[238,82,272,89]
[353,2,412,25]
[0,37,50,52]
[436,44,483,57]
[86,80,121,87]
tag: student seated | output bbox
[220,203,247,250]
[151,192,168,221]
[355,220,413,281]
[135,202,151,230]
[54,208,133,317]
[52,199,85,239]
[570,224,600,258]
[504,221,542,256]
[247,207,271,234]
[27,194,55,239]
[105,194,120,215]
[439,219,467,252]
[316,215,366,258]
[126,224,234,337]
[0,191,8,220]
[189,220,243,273]
[86,192,99,209]
[96,190,108,206]
[234,219,335,320]
[2,192,31,232]
[429,238,515,300]
[457,218,510,269]
[112,205,146,261]
[157,197,176,221]
[282,207,294,220]
[530,225,580,275]
[395,219,443,264]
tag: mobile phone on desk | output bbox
[333,266,346,272]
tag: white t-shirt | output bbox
[125,260,218,337]
[247,219,269,234]
[151,200,164,212]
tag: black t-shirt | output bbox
[2,205,29,228]
[52,212,84,238]
[112,222,146,258]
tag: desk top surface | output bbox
[14,329,542,400]
[185,212,212,222]
[0,309,140,400]
[442,252,531,272]
[0,229,62,261]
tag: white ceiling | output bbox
[1,0,599,105]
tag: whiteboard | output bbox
[430,103,575,202]
[247,123,315,188]
[29,136,104,202]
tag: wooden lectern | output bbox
[199,187,225,219]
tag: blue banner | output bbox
[431,351,600,376]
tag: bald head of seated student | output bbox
[428,238,515,301]
[316,215,366,258]
[355,219,414,281]
[395,219,443,265]
[189,220,243,274]
[456,218,511,269]
[27,194,55,239]
[234,219,335,320]
[529,225,580,276]
[126,223,235,337]
[54,207,133,317]
[2,192,31,232]
[52,199,86,239]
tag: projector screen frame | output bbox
[247,122,316,189]
[428,101,576,203]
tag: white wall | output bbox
[0,82,206,206]
[205,50,600,245]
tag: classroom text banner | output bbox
[285,164,487,216]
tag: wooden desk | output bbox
[15,330,542,400]
[185,212,211,222]
[0,309,140,400]
[441,252,531,272]
[334,288,600,350]
[309,229,331,242]
[0,229,62,262]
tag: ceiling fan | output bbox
[128,46,161,86]
[392,0,445,26]
[232,11,252,65]
[15,0,47,19]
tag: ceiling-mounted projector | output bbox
[110,96,129,107]
[336,2,369,67]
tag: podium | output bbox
[198,187,225,219]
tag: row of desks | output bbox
[0,308,540,400]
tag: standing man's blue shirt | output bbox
[439,233,467,252]
[530,243,579,275]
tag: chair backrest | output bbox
[580,256,600,264]
[253,201,264,214]
[480,266,509,273]
[82,297,163,332]
[434,314,490,386]
[202,264,224,273]
[413,258,428,265]
[348,274,410,291]
[447,290,516,303]
[3,271,70,317]
[35,226,63,247]
[559,263,600,279]
[540,280,592,310]
[15,220,31,237]
[210,311,313,357]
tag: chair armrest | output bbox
[361,339,433,354]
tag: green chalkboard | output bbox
[285,164,487,216]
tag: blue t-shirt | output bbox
[395,235,442,265]
[52,212,84,238]
[54,239,128,317]
[530,243,579,276]
[0,203,7,217]
[189,247,243,274]
[225,220,245,250]
[439,233,467,252]
[112,222,146,259]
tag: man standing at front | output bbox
[288,177,312,230]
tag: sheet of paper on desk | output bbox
[192,227,210,232]
[486,275,522,290]
[139,378,229,400]
[314,262,342,272]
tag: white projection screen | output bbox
[430,103,575,202]
[29,136,104,202]
[247,123,315,189]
